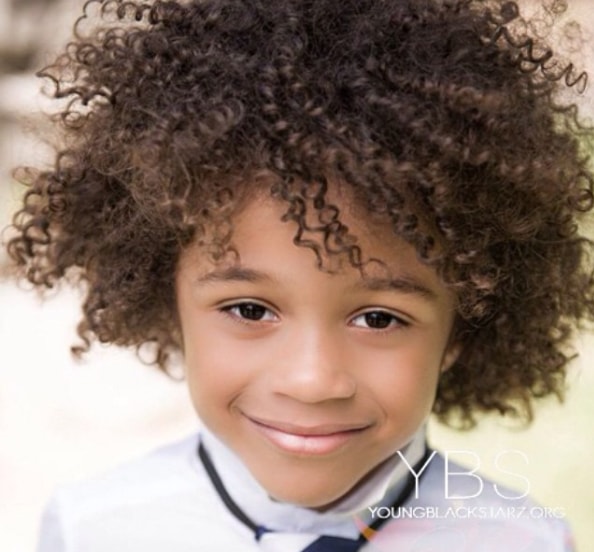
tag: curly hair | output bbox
[5,0,594,426]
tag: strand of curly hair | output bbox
[5,0,594,426]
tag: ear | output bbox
[440,342,462,373]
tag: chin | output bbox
[270,489,346,510]
[260,475,354,510]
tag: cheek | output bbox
[181,319,250,409]
[358,338,444,419]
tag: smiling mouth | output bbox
[244,415,371,456]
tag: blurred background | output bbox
[0,1,593,551]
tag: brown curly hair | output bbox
[5,0,594,426]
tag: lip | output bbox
[244,415,371,456]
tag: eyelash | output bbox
[220,301,278,324]
[219,301,410,332]
[350,310,410,332]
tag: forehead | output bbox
[179,189,452,306]
[231,184,422,266]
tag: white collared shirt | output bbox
[37,428,575,552]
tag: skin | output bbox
[175,192,459,509]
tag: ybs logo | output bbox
[397,449,531,500]
[353,450,551,552]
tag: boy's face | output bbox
[175,192,458,509]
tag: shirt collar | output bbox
[198,425,427,539]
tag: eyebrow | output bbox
[353,276,438,301]
[195,266,437,301]
[195,266,273,285]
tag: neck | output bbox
[307,449,411,513]
[198,424,427,529]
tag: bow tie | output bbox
[198,441,432,551]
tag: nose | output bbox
[270,327,357,403]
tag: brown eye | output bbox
[222,302,277,322]
[237,303,267,320]
[351,310,406,330]
[364,311,395,329]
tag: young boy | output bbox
[5,0,593,550]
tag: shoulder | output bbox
[53,434,204,512]
[377,451,575,552]
[37,434,245,552]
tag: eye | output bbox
[350,310,407,330]
[221,301,277,322]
